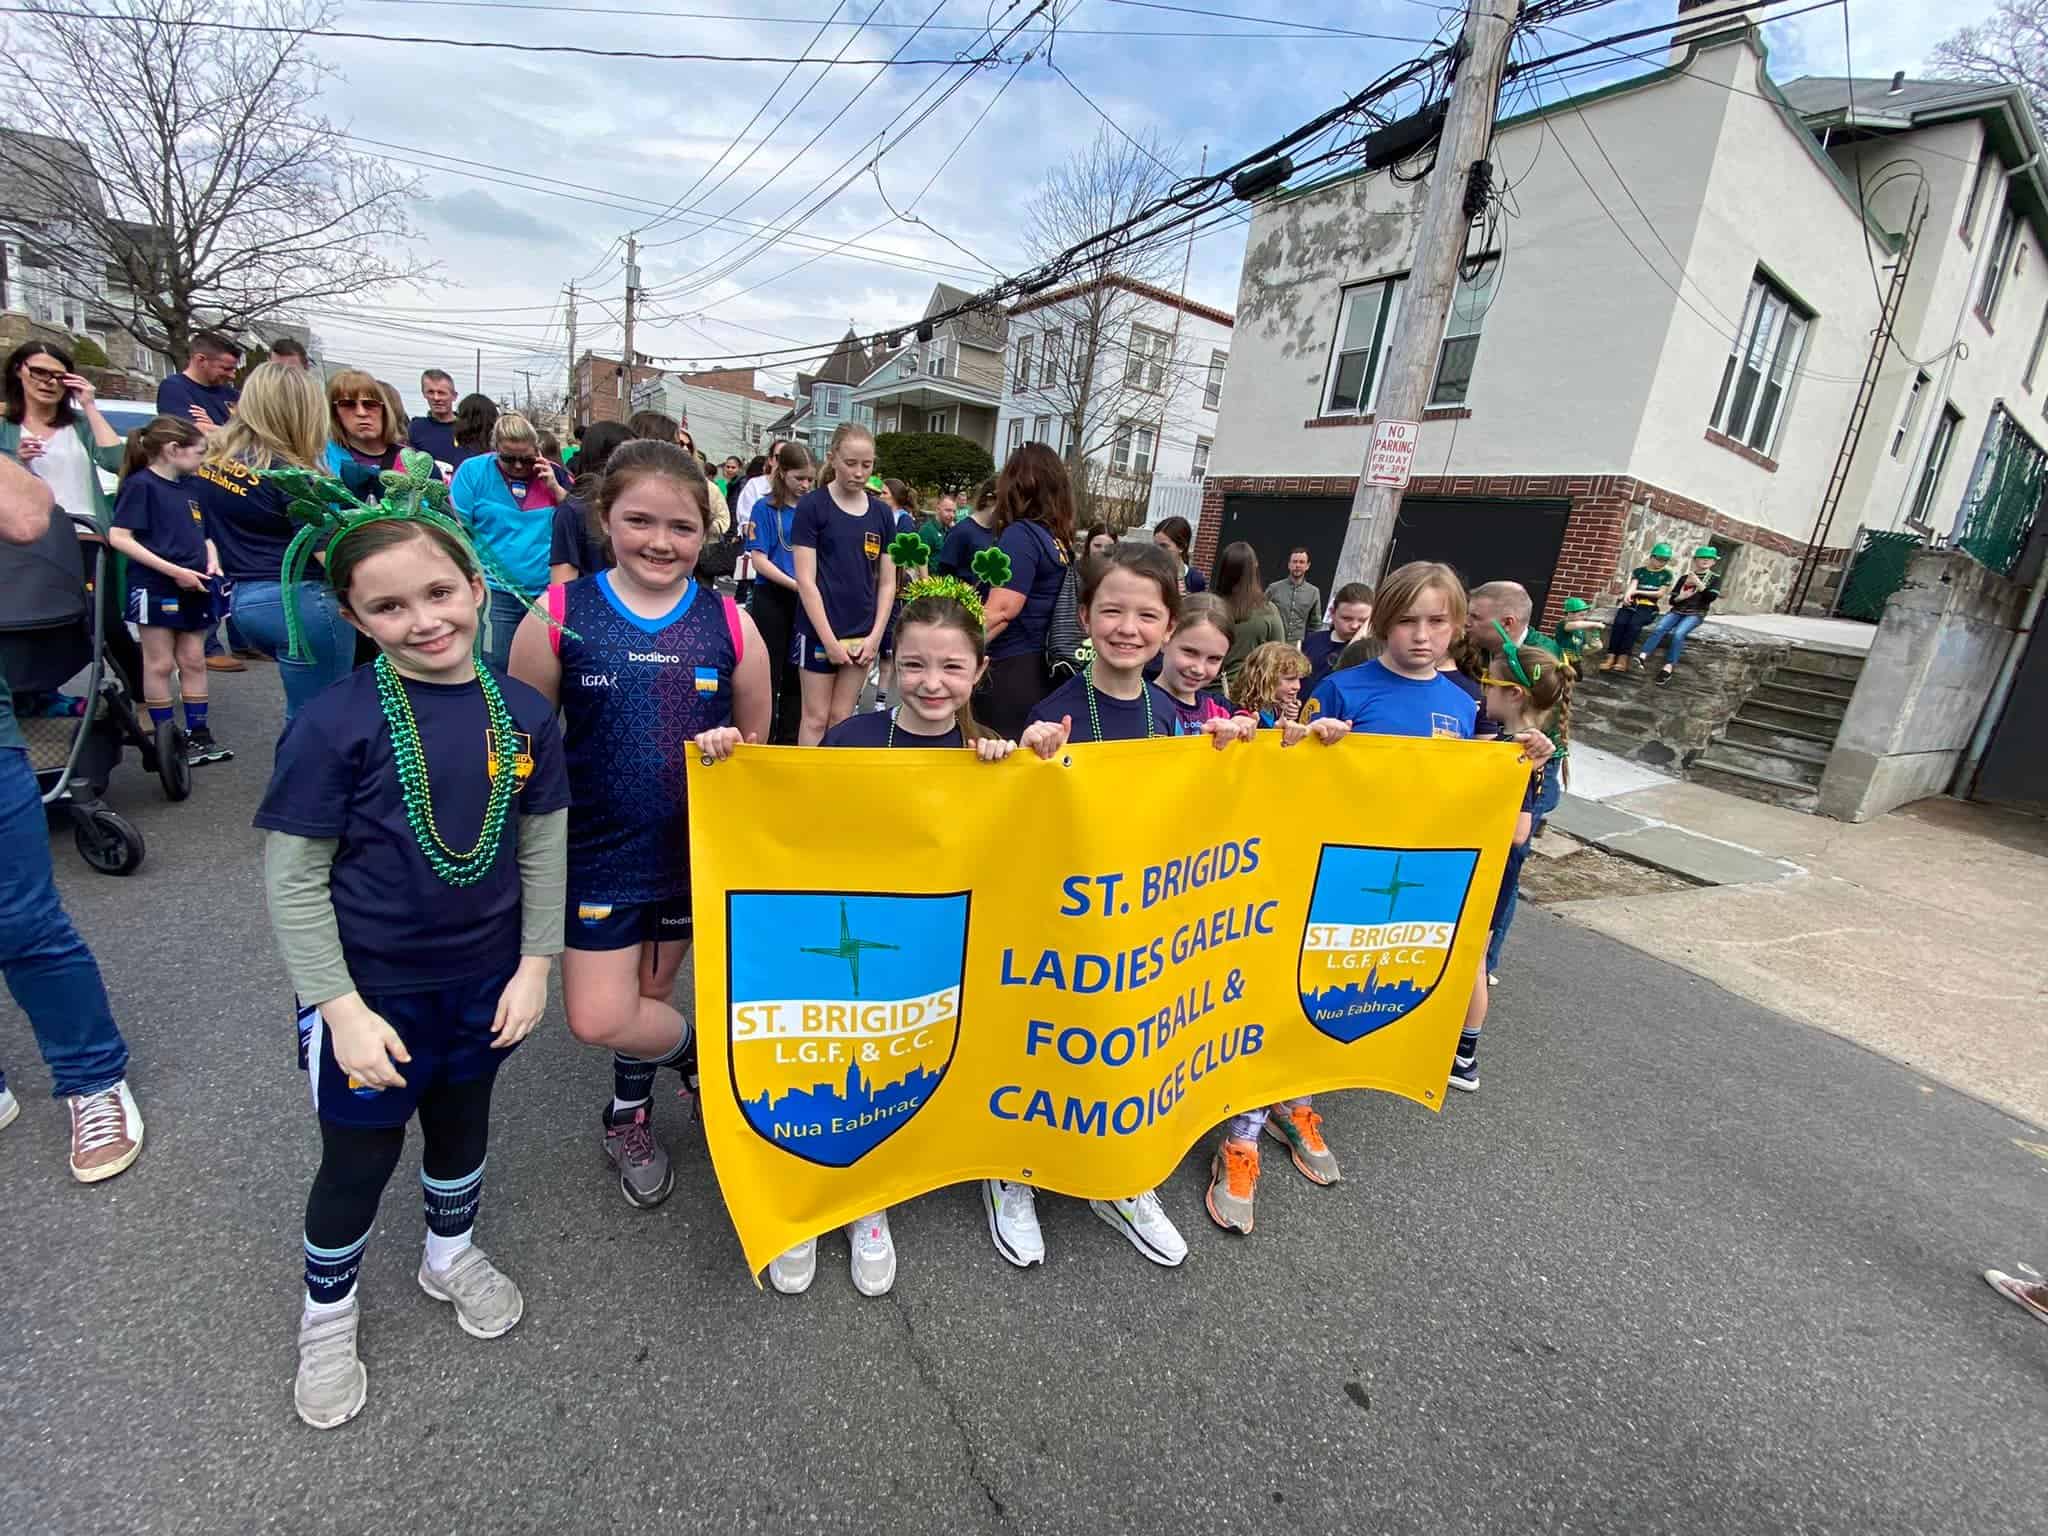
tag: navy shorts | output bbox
[792,622,865,676]
[565,892,694,952]
[297,965,520,1129]
[127,578,215,631]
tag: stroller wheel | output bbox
[155,721,192,802]
[74,809,146,876]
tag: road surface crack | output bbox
[888,1290,1017,1532]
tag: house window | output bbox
[1031,413,1051,443]
[1192,436,1212,479]
[1321,276,1403,417]
[2029,309,2048,392]
[927,338,952,377]
[927,409,950,434]
[1111,420,1155,476]
[1709,271,1809,456]
[1430,255,1499,407]
[1979,204,2020,324]
[1071,326,1086,381]
[1125,324,1170,392]
[853,402,875,427]
[1015,333,1034,392]
[1961,153,1989,239]
[1005,418,1024,456]
[1909,405,1962,527]
[815,385,844,419]
[1043,327,1062,387]
[1891,371,1929,457]
[1203,349,1226,410]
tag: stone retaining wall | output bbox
[1572,622,1791,771]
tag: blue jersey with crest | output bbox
[557,572,738,903]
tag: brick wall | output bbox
[1198,469,1850,625]
[576,355,664,427]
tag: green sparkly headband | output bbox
[898,574,988,629]
[261,450,560,662]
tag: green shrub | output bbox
[873,432,994,495]
[69,335,110,368]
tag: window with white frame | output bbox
[1203,348,1226,410]
[1321,276,1403,417]
[1192,436,1212,479]
[927,409,950,434]
[1015,333,1034,392]
[1125,325,1170,392]
[1708,272,1809,456]
[853,402,875,427]
[1005,418,1024,456]
[1979,203,2020,324]
[1909,404,1962,527]
[1031,413,1051,443]
[2029,308,2048,392]
[1961,153,1990,239]
[1891,371,1929,457]
[1111,420,1156,476]
[1043,326,1062,387]
[1430,256,1500,407]
[815,384,845,419]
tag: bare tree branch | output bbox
[1931,0,2048,126]
[0,0,431,361]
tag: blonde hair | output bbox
[492,411,539,449]
[1230,641,1311,716]
[1370,561,1468,642]
[826,421,876,471]
[208,361,326,471]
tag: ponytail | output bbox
[120,413,203,481]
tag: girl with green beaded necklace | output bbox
[255,505,571,1432]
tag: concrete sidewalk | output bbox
[1530,774,2048,1128]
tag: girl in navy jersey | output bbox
[107,415,230,763]
[790,423,896,743]
[711,573,1018,1297]
[254,475,570,1431]
[509,440,770,1212]
[1155,592,1236,733]
[996,544,1250,1272]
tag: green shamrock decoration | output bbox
[887,530,931,570]
[899,574,988,629]
[970,546,1012,587]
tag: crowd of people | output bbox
[2,342,1604,1432]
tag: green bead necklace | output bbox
[1085,664,1154,743]
[375,654,520,887]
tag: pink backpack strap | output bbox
[721,592,744,664]
[545,582,566,656]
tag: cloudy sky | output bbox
[268,0,1990,413]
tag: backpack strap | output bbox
[545,581,566,656]
[721,592,744,663]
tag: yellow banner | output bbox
[687,734,1526,1276]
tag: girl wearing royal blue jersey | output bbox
[510,441,770,1213]
[257,503,570,1431]
[106,415,232,764]
[1004,545,1253,1273]
[743,441,815,745]
[790,423,897,744]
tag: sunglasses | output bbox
[1482,676,1528,695]
[334,396,384,411]
[21,364,67,383]
[498,454,538,471]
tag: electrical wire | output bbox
[1100,0,1432,41]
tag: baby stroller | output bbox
[0,501,188,875]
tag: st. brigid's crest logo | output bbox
[726,891,966,1167]
[1298,846,1479,1043]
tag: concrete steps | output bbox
[1689,646,1865,812]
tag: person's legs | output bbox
[137,624,177,725]
[798,668,837,746]
[827,662,865,729]
[296,1115,403,1429]
[749,586,797,744]
[1663,614,1704,667]
[1637,612,1679,662]
[1449,965,1487,1092]
[234,580,358,723]
[1486,837,1532,977]
[417,1071,496,1275]
[565,931,690,1209]
[478,587,531,675]
[174,626,208,719]
[411,995,523,1339]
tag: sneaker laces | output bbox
[997,1180,1037,1223]
[70,1088,127,1154]
[1126,1190,1166,1225]
[614,1110,658,1168]
[850,1213,889,1259]
[1287,1105,1328,1154]
[1222,1139,1259,1198]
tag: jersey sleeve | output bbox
[519,704,571,817]
[253,704,358,839]
[998,521,1040,595]
[110,476,152,534]
[1302,676,1343,725]
[549,501,581,567]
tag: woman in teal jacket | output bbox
[449,411,564,672]
[1,341,125,529]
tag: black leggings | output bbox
[748,582,803,745]
[981,652,1051,741]
[303,1074,497,1261]
[1607,604,1656,657]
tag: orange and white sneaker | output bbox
[1263,1101,1340,1185]
[67,1080,143,1183]
[1205,1137,1260,1234]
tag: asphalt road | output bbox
[3,667,2045,1535]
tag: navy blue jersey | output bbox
[191,457,296,582]
[1301,628,1345,696]
[254,666,569,994]
[788,486,893,640]
[550,497,606,577]
[557,573,739,904]
[821,711,963,749]
[407,416,458,465]
[1029,673,1181,743]
[991,520,1070,662]
[112,469,206,569]
[156,372,238,426]
[1302,659,1477,741]
[934,516,997,591]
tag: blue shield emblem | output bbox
[1297,846,1480,1042]
[726,890,966,1167]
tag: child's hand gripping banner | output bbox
[687,733,1527,1277]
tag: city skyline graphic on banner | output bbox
[727,891,968,1167]
[1297,845,1479,1042]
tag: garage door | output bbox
[1386,496,1572,619]
[1211,495,1355,592]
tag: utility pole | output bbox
[1153,146,1206,506]
[564,283,579,427]
[474,347,481,394]
[620,234,640,410]
[1330,0,1521,594]
[517,370,536,413]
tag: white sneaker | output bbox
[0,1086,18,1132]
[846,1210,897,1296]
[1090,1189,1188,1267]
[768,1238,817,1295]
[983,1179,1044,1268]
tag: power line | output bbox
[1101,0,1430,40]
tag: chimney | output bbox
[1888,71,1906,94]
[1670,0,1758,62]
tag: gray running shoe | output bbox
[1204,1138,1260,1235]
[846,1210,896,1297]
[768,1238,817,1295]
[294,1299,368,1430]
[603,1103,675,1209]
[1262,1102,1342,1185]
[417,1246,524,1339]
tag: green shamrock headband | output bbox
[899,574,989,629]
[887,530,935,569]
[970,546,1011,587]
[1492,619,1543,689]
[261,449,559,662]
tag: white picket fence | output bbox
[1144,474,1205,532]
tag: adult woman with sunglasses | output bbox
[449,411,565,672]
[0,341,124,531]
[322,369,407,484]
